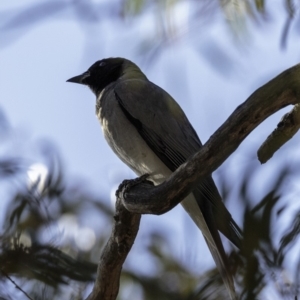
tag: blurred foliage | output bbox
[0,0,298,54]
[0,107,300,300]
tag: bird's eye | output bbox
[99,61,106,67]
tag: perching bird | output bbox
[67,57,242,299]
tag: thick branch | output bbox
[88,64,300,300]
[118,64,300,214]
[86,199,141,300]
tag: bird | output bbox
[67,57,242,299]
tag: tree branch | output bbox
[258,103,300,163]
[86,199,141,300]
[87,64,300,300]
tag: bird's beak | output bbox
[66,71,90,84]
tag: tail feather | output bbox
[198,177,243,249]
[205,237,237,300]
[181,193,237,300]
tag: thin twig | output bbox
[1,270,34,300]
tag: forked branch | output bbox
[86,64,300,300]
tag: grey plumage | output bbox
[67,57,242,300]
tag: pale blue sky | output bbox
[1,1,300,297]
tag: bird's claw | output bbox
[116,174,150,198]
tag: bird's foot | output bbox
[116,174,151,198]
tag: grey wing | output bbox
[115,79,201,170]
[114,79,242,247]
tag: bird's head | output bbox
[67,57,145,95]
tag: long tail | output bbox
[204,236,237,300]
[181,192,238,300]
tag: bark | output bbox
[258,103,300,163]
[86,199,141,300]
